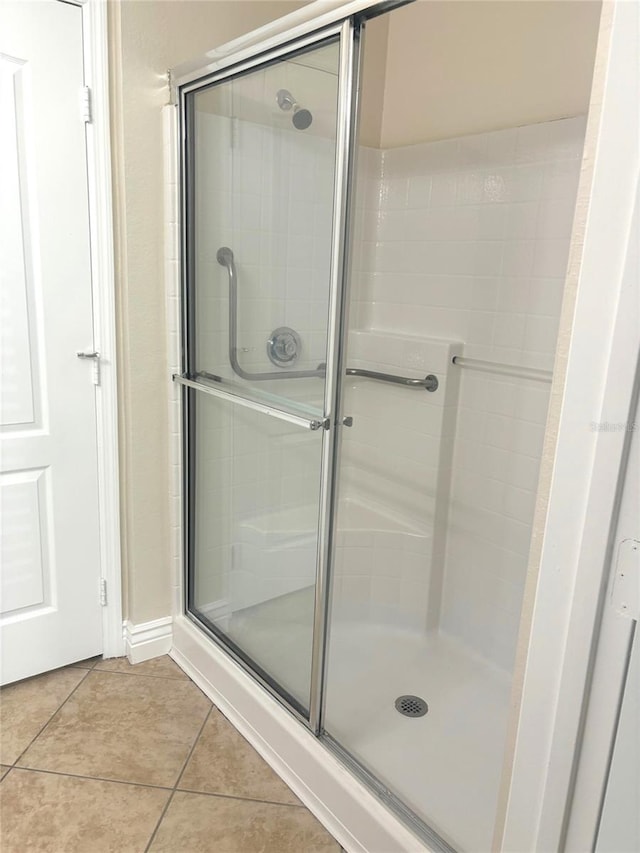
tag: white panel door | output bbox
[0,0,103,684]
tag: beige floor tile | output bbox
[94,655,188,680]
[149,791,340,853]
[0,667,87,765]
[0,768,169,853]
[0,766,11,780]
[179,708,299,805]
[69,657,100,670]
[18,671,211,787]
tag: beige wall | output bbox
[360,0,601,148]
[358,14,389,147]
[109,0,303,625]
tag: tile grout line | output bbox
[4,760,308,811]
[143,705,214,853]
[173,705,213,792]
[3,765,174,793]
[10,667,94,768]
[143,790,177,853]
[91,668,188,682]
[174,786,306,810]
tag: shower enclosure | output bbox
[172,2,599,850]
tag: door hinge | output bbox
[99,578,108,606]
[80,86,92,123]
[610,539,639,620]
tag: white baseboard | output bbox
[123,616,172,664]
[170,614,426,853]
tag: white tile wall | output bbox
[349,116,586,669]
[334,331,461,631]
[195,112,336,382]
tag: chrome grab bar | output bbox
[216,246,438,392]
[198,366,438,393]
[346,368,438,392]
[217,247,324,381]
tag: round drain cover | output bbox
[395,695,428,717]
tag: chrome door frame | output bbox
[170,0,410,97]
[177,20,359,729]
[308,17,362,733]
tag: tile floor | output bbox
[0,655,342,852]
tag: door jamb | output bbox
[73,0,124,658]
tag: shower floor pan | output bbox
[324,621,511,852]
[224,586,510,852]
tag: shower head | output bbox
[276,88,313,131]
[216,246,234,267]
[292,108,313,131]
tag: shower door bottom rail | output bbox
[172,374,329,431]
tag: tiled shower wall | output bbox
[195,112,335,380]
[349,116,586,668]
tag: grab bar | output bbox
[346,368,438,391]
[198,366,438,394]
[217,247,324,381]
[216,246,438,392]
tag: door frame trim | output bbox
[75,0,124,658]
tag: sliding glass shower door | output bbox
[178,31,350,720]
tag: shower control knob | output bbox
[267,326,301,367]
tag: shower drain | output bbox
[395,695,428,718]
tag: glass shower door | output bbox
[179,34,344,719]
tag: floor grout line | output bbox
[4,764,307,811]
[91,668,188,682]
[7,765,175,792]
[143,704,214,853]
[143,789,176,853]
[173,705,213,791]
[10,667,94,768]
[173,786,305,809]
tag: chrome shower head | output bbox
[276,88,313,131]
[292,108,313,130]
[216,246,234,267]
